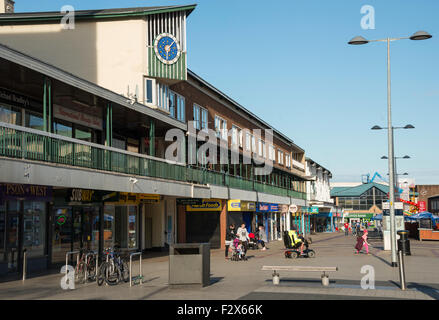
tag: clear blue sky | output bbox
[15,0,439,184]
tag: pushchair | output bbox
[230,238,247,261]
[283,230,315,259]
[247,232,259,250]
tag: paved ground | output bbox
[1,232,439,300]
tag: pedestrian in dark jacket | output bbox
[225,224,236,259]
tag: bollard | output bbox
[272,272,280,285]
[22,249,27,281]
[398,249,406,291]
[321,272,329,287]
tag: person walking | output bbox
[236,223,250,254]
[258,225,268,251]
[225,224,236,260]
[344,221,349,236]
[355,229,370,254]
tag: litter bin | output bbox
[397,230,411,256]
[169,243,210,287]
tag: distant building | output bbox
[416,185,439,215]
[331,182,390,222]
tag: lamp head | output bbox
[348,36,369,45]
[371,125,383,130]
[404,124,415,129]
[410,31,432,41]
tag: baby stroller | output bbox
[247,232,259,250]
[283,230,315,259]
[230,238,247,261]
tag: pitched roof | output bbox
[330,183,389,197]
[0,5,197,23]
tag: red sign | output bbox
[419,201,427,212]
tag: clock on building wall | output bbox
[154,33,181,65]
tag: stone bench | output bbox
[261,265,339,286]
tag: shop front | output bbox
[256,203,281,241]
[185,199,223,249]
[51,189,145,266]
[227,200,256,233]
[0,183,52,277]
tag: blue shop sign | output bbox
[257,203,280,213]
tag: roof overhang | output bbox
[0,4,197,24]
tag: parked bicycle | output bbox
[97,247,129,286]
[75,249,98,284]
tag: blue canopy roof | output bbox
[405,212,439,222]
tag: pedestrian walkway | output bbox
[0,232,438,300]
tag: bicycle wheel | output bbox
[87,257,97,282]
[97,262,107,286]
[105,261,121,286]
[121,261,130,283]
[75,261,86,284]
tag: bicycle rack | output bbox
[84,251,99,284]
[65,251,80,276]
[129,252,143,287]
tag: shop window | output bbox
[53,121,72,138]
[0,104,22,125]
[25,111,44,131]
[75,127,93,142]
[23,201,46,258]
[103,205,115,249]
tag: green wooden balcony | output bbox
[0,122,306,200]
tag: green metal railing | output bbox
[0,123,306,200]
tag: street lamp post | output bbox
[349,31,432,267]
[381,154,411,199]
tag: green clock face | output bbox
[154,33,181,65]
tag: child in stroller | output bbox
[230,238,248,261]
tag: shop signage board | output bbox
[186,199,222,212]
[308,206,319,214]
[0,183,52,201]
[382,202,404,210]
[227,200,256,212]
[256,203,280,213]
[177,198,203,206]
[289,204,298,213]
[53,104,103,130]
[346,213,374,219]
[419,201,427,212]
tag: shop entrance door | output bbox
[52,206,100,265]
[0,201,23,275]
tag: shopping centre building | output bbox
[0,3,324,277]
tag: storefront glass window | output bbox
[103,205,115,249]
[75,127,93,142]
[23,201,46,258]
[25,111,44,131]
[0,104,22,125]
[53,121,72,138]
[52,208,72,264]
[128,206,137,249]
[0,203,5,263]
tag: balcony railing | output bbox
[292,159,305,171]
[0,122,306,200]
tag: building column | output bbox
[177,205,186,243]
[220,200,227,250]
[149,119,155,157]
[42,78,52,132]
[106,103,113,147]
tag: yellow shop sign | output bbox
[227,200,256,212]
[186,199,222,212]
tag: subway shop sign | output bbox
[186,199,222,212]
